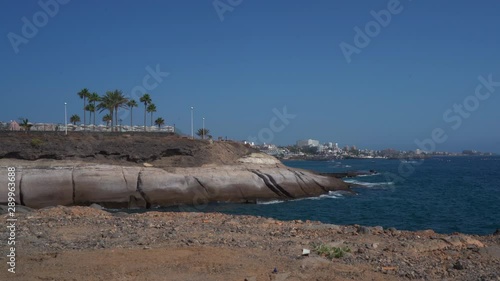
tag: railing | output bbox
[0,123,175,133]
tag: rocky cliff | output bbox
[0,156,349,209]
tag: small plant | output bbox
[30,138,43,148]
[312,243,351,259]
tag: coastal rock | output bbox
[0,161,349,209]
[21,167,73,208]
[238,153,281,165]
[74,166,141,207]
[139,168,208,206]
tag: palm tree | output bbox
[127,99,138,130]
[19,118,32,133]
[102,114,112,128]
[154,117,165,129]
[84,104,95,128]
[97,90,128,131]
[88,92,100,128]
[139,94,152,131]
[110,90,128,131]
[97,92,114,129]
[77,88,90,127]
[70,114,81,125]
[196,128,210,139]
[147,103,157,127]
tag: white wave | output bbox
[356,173,380,177]
[343,179,394,188]
[257,199,285,205]
[256,191,344,205]
[400,160,421,164]
[318,191,345,199]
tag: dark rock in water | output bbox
[493,229,500,236]
[320,170,377,179]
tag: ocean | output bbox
[157,156,500,235]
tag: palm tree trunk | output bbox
[109,109,113,130]
[93,109,96,131]
[144,104,147,131]
[130,108,133,131]
[115,107,118,132]
[150,112,153,127]
[83,97,85,128]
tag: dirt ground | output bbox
[0,132,256,168]
[1,206,499,281]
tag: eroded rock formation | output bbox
[0,154,349,209]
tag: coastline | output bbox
[1,133,499,280]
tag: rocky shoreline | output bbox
[0,155,349,209]
[0,133,350,209]
[1,206,499,280]
[1,133,499,280]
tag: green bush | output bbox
[30,138,43,148]
[312,243,351,259]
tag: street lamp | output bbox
[190,106,194,139]
[202,117,205,140]
[64,102,67,135]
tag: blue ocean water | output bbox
[165,156,500,235]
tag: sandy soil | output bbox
[1,206,499,281]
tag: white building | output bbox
[296,139,320,147]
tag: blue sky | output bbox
[1,0,499,152]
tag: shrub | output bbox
[30,138,43,148]
[312,243,351,259]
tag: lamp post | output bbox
[202,117,205,140]
[190,106,194,139]
[64,102,67,135]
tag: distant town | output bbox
[245,138,497,160]
[0,120,496,160]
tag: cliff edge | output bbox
[0,133,349,208]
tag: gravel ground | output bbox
[1,206,499,281]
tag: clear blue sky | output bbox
[1,0,499,152]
